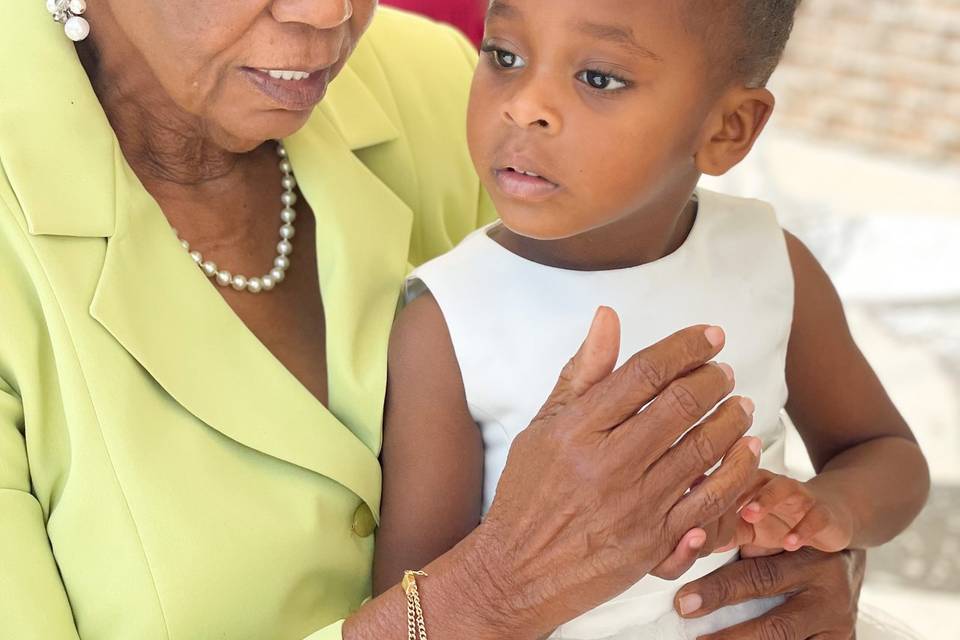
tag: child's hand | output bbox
[738,473,856,553]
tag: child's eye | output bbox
[577,70,628,91]
[483,46,527,69]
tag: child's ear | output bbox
[695,88,775,176]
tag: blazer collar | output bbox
[0,0,399,239]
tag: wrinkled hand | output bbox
[473,308,762,637]
[652,466,757,579]
[674,547,866,640]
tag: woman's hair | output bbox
[689,0,802,88]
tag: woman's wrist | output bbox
[344,525,532,640]
[419,524,531,639]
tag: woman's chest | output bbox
[213,208,330,407]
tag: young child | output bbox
[374,0,930,637]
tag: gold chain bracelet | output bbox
[402,570,429,640]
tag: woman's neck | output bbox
[76,20,245,193]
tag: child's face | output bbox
[468,0,719,240]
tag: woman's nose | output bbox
[502,78,562,134]
[272,0,354,30]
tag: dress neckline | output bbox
[478,189,706,277]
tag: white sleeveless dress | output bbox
[407,188,919,640]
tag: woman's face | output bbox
[88,0,377,148]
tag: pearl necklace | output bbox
[175,142,298,295]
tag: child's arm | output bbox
[738,232,930,552]
[372,292,485,596]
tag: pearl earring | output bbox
[46,0,90,42]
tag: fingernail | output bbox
[679,593,703,616]
[717,362,734,382]
[786,534,799,547]
[739,397,756,415]
[689,534,707,550]
[746,502,761,513]
[747,437,762,457]
[705,326,725,347]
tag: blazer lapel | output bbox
[88,154,386,517]
[285,110,414,461]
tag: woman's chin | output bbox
[208,109,316,152]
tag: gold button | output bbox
[352,503,377,538]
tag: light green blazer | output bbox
[0,4,493,639]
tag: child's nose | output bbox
[501,80,562,133]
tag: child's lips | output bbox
[494,167,560,201]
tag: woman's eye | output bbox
[578,70,628,91]
[489,48,526,69]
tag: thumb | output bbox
[564,306,621,396]
[537,307,621,418]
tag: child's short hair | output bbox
[691,0,802,88]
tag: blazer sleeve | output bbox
[0,375,81,639]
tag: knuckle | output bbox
[690,430,719,466]
[697,487,727,520]
[630,355,670,392]
[748,557,784,594]
[718,398,750,433]
[758,614,796,640]
[663,383,705,422]
[711,575,738,608]
[681,328,710,361]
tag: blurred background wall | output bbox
[776,0,960,167]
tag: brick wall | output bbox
[773,0,960,166]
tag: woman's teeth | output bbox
[261,69,312,81]
[509,167,541,178]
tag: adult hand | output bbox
[472,307,762,637]
[650,474,755,580]
[674,547,866,640]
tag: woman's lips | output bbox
[242,67,333,112]
[494,168,561,202]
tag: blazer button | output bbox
[352,503,377,538]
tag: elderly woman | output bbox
[0,2,869,639]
